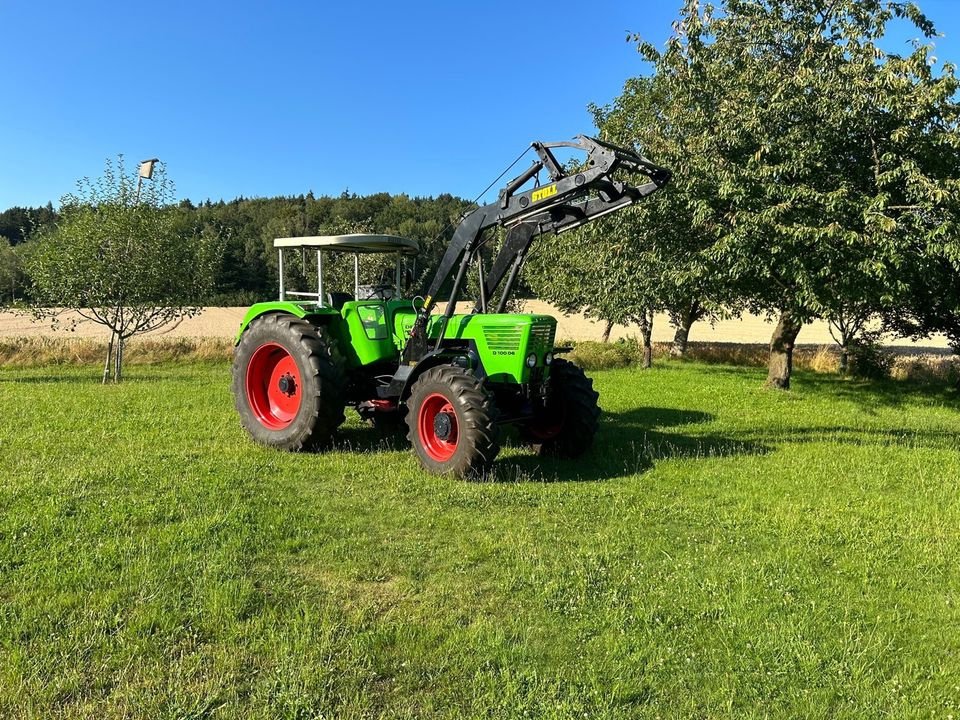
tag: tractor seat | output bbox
[327,292,354,310]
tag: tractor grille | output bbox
[528,322,556,355]
[482,325,524,353]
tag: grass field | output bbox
[0,360,958,718]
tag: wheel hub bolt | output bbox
[434,412,453,440]
[278,374,297,396]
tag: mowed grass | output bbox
[0,361,958,719]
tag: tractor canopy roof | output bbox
[273,234,419,255]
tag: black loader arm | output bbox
[400,135,671,364]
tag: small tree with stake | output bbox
[27,157,221,382]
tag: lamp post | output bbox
[136,158,159,202]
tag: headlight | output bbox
[545,353,553,365]
[525,353,537,368]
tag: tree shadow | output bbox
[737,424,960,451]
[682,364,959,411]
[488,406,770,483]
[791,371,959,410]
[331,424,410,454]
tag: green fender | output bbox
[234,301,340,344]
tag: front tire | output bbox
[406,365,500,478]
[522,358,600,457]
[233,313,346,450]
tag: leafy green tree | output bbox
[27,158,222,382]
[882,257,960,353]
[633,0,960,388]
[0,237,23,302]
[526,210,669,367]
[528,49,738,365]
[596,65,737,359]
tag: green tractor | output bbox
[232,136,670,476]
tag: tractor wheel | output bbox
[522,358,600,458]
[406,365,500,478]
[233,313,346,451]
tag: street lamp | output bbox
[136,158,160,202]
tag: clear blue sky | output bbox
[2,0,958,209]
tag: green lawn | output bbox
[0,362,958,718]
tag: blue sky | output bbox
[1,0,958,209]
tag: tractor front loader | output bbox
[232,135,670,477]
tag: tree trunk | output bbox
[114,336,125,383]
[669,300,701,358]
[671,324,690,358]
[102,330,115,384]
[601,319,614,343]
[765,310,802,390]
[639,309,654,369]
[839,346,850,375]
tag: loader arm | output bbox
[401,135,670,364]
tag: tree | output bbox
[0,238,24,302]
[632,0,960,388]
[26,158,222,382]
[527,34,740,366]
[598,64,739,361]
[526,209,669,368]
[882,256,960,353]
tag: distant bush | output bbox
[564,339,641,369]
[680,342,768,367]
[848,340,894,380]
[801,346,841,374]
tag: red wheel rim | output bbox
[245,342,302,430]
[417,392,459,462]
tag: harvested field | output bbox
[0,302,952,351]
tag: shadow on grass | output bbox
[792,371,959,410]
[693,364,959,410]
[492,406,771,483]
[739,424,960,451]
[326,405,770,483]
[332,424,410,454]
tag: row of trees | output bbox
[527,0,960,388]
[1,186,472,306]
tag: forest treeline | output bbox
[0,192,473,306]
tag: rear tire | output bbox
[522,358,600,457]
[233,313,346,451]
[406,365,500,478]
